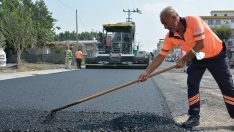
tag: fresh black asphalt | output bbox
[0,69,186,131]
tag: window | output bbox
[225,20,229,24]
[208,20,214,25]
[214,14,217,16]
[224,14,227,16]
[231,19,234,23]
[43,47,51,54]
[228,41,233,47]
[215,20,221,25]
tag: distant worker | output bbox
[75,48,83,69]
[64,46,72,69]
[138,6,234,128]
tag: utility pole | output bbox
[123,8,142,22]
[137,42,141,50]
[76,9,78,43]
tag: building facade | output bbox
[201,10,234,39]
[201,10,234,66]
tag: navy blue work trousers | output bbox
[76,58,82,68]
[186,50,234,118]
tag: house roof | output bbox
[78,40,98,44]
[201,16,234,19]
[46,40,98,48]
[210,10,234,13]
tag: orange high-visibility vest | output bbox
[75,51,83,59]
[160,16,223,59]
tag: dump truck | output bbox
[85,22,149,69]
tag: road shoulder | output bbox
[154,62,234,131]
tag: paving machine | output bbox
[85,22,149,69]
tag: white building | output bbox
[201,10,234,39]
[156,38,184,61]
[201,10,234,65]
[155,39,164,55]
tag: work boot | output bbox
[181,116,200,128]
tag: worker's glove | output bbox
[138,70,150,82]
[191,49,205,60]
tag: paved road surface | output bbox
[0,69,185,131]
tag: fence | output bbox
[7,53,67,64]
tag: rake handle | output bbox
[51,65,176,113]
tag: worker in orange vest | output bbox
[138,6,234,128]
[75,49,83,69]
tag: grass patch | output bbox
[18,62,64,72]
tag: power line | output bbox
[56,0,75,12]
[123,8,142,22]
[52,0,87,32]
[77,15,87,32]
[58,0,87,31]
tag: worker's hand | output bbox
[138,70,150,82]
[176,59,186,68]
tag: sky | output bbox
[40,0,234,52]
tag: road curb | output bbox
[152,75,188,119]
[0,69,76,80]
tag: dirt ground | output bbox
[18,62,65,71]
[161,62,234,132]
[1,62,65,73]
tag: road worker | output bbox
[138,6,234,128]
[75,48,83,69]
[64,46,72,69]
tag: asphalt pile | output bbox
[0,110,186,131]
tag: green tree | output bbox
[33,0,55,47]
[54,31,101,41]
[212,25,231,42]
[0,0,36,68]
[0,31,5,49]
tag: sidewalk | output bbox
[156,62,234,131]
[0,68,74,80]
[0,63,77,80]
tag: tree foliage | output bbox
[0,0,101,68]
[33,0,54,47]
[54,31,101,41]
[0,0,37,68]
[0,31,5,48]
[211,25,232,42]
[0,0,55,68]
